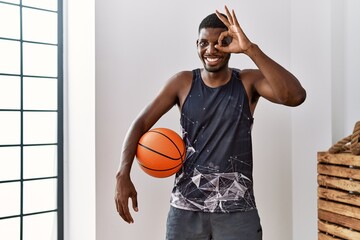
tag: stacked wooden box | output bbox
[317,151,360,239]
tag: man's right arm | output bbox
[114,71,191,223]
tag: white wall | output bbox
[63,0,359,239]
[95,0,293,239]
[342,0,360,134]
[291,1,360,239]
[331,0,360,143]
[291,1,332,239]
[65,0,96,239]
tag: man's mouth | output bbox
[205,57,221,64]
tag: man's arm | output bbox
[243,44,306,106]
[215,6,306,107]
[114,73,186,223]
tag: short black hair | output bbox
[198,13,228,34]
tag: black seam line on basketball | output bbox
[148,129,186,159]
[138,143,182,160]
[137,160,183,172]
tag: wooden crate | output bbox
[317,151,360,239]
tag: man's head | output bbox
[198,13,228,34]
[197,13,231,73]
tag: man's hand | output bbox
[215,6,253,54]
[114,174,138,223]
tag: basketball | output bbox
[136,128,186,178]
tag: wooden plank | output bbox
[318,187,360,207]
[318,164,360,181]
[318,220,360,239]
[318,209,360,231]
[318,175,360,192]
[318,152,360,167]
[318,232,342,239]
[318,232,340,239]
[318,199,360,220]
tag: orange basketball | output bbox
[136,128,186,178]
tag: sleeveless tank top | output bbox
[170,68,257,213]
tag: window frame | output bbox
[0,0,64,239]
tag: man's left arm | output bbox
[244,44,306,106]
[215,5,306,106]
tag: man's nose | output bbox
[206,43,218,54]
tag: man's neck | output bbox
[201,67,232,88]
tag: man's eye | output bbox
[198,41,209,48]
[221,37,232,46]
[221,40,229,46]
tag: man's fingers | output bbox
[121,201,134,223]
[231,9,241,29]
[216,6,240,29]
[115,197,134,224]
[114,177,137,224]
[215,10,230,27]
[131,194,139,212]
[216,31,225,46]
[224,5,234,25]
[217,32,234,52]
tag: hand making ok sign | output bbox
[215,5,253,54]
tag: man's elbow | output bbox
[286,89,307,107]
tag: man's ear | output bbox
[196,39,199,46]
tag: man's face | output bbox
[197,28,231,72]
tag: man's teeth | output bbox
[206,58,219,62]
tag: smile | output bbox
[205,57,221,64]
[206,57,219,62]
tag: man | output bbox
[115,6,306,240]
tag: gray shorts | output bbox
[166,206,262,240]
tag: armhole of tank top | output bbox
[180,69,198,114]
[232,68,254,119]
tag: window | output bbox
[0,0,63,239]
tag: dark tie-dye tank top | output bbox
[170,68,257,213]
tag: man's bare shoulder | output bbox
[239,69,262,82]
[167,70,194,90]
[171,70,193,82]
[168,70,194,108]
[238,68,263,90]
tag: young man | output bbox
[115,6,306,240]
